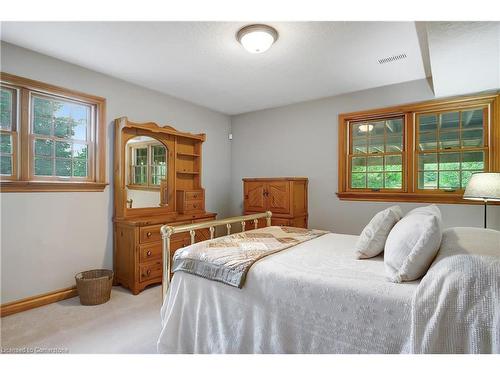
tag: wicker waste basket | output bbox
[75,269,114,305]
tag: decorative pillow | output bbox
[354,205,403,259]
[384,205,443,282]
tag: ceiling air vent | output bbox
[378,53,407,64]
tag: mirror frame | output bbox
[114,117,205,219]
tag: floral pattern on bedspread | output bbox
[172,226,328,288]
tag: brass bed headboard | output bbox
[160,211,272,301]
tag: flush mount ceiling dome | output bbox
[236,24,278,54]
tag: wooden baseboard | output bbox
[1,286,79,317]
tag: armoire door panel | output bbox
[267,181,290,214]
[244,181,267,211]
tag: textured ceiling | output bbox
[0,21,431,115]
[427,22,500,97]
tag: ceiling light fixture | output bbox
[236,24,278,54]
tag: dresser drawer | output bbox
[139,225,162,244]
[139,242,162,262]
[139,261,162,282]
[185,190,204,201]
[183,200,204,212]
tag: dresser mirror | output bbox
[125,136,168,209]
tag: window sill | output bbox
[0,180,108,192]
[336,191,500,205]
[126,184,160,191]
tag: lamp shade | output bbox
[463,172,500,201]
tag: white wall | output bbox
[0,42,232,303]
[230,78,500,234]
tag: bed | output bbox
[157,212,500,354]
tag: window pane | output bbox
[33,95,89,141]
[0,155,12,175]
[439,152,460,170]
[351,173,366,189]
[439,171,460,189]
[440,112,459,131]
[73,144,88,159]
[386,135,403,152]
[418,153,438,171]
[0,133,12,154]
[352,122,373,137]
[352,137,368,154]
[461,151,484,170]
[418,171,438,189]
[371,121,385,136]
[385,172,402,189]
[134,165,147,184]
[419,132,437,150]
[73,160,87,177]
[0,88,13,130]
[351,157,366,172]
[419,114,437,132]
[34,138,54,157]
[439,130,460,149]
[34,157,53,176]
[461,109,483,129]
[152,145,166,163]
[385,155,402,171]
[55,158,72,177]
[33,114,52,136]
[461,129,483,147]
[368,137,384,154]
[385,118,403,135]
[367,156,383,172]
[55,141,72,158]
[367,173,383,188]
[135,148,148,164]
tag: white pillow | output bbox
[384,205,443,282]
[354,206,403,259]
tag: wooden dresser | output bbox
[113,117,216,294]
[114,212,215,294]
[243,177,308,228]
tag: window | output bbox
[127,140,167,189]
[338,93,499,204]
[0,86,17,179]
[0,73,106,192]
[350,117,404,191]
[416,108,487,191]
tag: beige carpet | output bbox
[1,285,162,354]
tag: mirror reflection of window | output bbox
[127,137,167,189]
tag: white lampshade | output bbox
[237,24,278,54]
[463,172,500,201]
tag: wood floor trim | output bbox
[1,286,78,317]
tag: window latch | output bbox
[371,188,381,192]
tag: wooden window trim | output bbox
[337,92,500,205]
[0,72,107,192]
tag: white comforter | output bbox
[410,228,500,354]
[158,233,419,353]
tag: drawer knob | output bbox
[146,269,151,276]
[193,194,197,198]
[146,250,152,256]
[146,232,152,238]
[193,204,198,208]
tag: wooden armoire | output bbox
[243,177,308,228]
[113,117,216,295]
